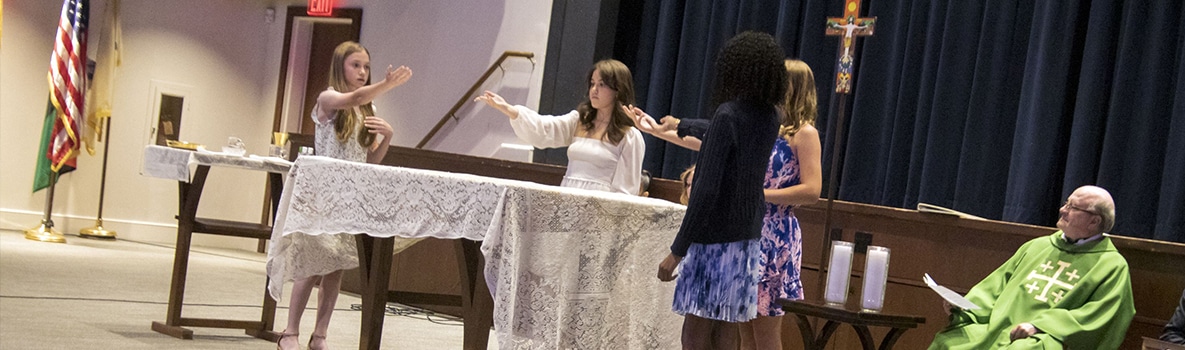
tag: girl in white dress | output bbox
[474,59,644,195]
[274,41,411,350]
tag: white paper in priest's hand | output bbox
[924,273,980,310]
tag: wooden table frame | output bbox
[353,236,494,350]
[150,164,284,341]
[780,299,925,350]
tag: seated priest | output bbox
[929,185,1135,350]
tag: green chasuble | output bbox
[929,231,1135,350]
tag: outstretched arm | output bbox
[627,106,702,150]
[474,90,520,119]
[478,91,577,148]
[316,65,412,123]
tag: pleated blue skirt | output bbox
[671,238,762,322]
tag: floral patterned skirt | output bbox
[671,238,761,322]
[757,213,804,316]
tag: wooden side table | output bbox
[143,151,289,344]
[779,299,925,350]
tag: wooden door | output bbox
[298,22,357,133]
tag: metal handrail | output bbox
[415,51,536,149]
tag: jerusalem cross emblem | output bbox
[1023,260,1080,303]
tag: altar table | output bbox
[267,155,687,349]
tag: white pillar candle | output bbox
[824,241,854,306]
[861,246,891,312]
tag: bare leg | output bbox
[682,315,714,350]
[309,269,344,350]
[713,321,739,350]
[281,276,319,350]
[749,315,783,350]
[738,320,757,350]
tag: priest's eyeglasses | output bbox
[1062,201,1099,216]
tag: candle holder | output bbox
[861,245,891,312]
[824,240,854,306]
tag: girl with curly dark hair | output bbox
[637,58,822,350]
[653,31,788,349]
[474,59,645,195]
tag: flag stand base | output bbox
[80,219,117,239]
[25,221,67,243]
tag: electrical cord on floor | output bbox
[349,303,464,326]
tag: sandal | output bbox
[276,332,299,350]
[309,333,328,350]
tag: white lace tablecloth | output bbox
[141,145,292,181]
[267,155,686,349]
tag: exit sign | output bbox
[308,0,334,16]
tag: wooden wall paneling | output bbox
[290,140,1184,349]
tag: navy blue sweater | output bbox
[669,100,779,257]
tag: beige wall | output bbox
[0,0,552,250]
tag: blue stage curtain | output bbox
[617,0,1185,242]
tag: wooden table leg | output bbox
[851,324,876,350]
[817,320,841,349]
[247,172,285,341]
[456,239,494,350]
[356,235,394,350]
[150,166,209,340]
[878,327,909,350]
[245,278,280,341]
[150,219,195,339]
[793,314,818,349]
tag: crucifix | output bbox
[817,0,876,303]
[825,0,876,94]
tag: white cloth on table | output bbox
[266,156,508,301]
[141,145,290,182]
[266,155,687,349]
[483,180,686,349]
[507,105,645,195]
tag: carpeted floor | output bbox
[0,229,492,349]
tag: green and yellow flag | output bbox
[82,0,121,154]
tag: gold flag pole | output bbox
[81,116,116,239]
[25,171,67,243]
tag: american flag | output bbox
[47,0,89,172]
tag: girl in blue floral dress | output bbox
[746,59,822,350]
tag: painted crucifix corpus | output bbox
[825,0,876,94]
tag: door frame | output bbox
[271,6,363,134]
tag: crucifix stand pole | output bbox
[815,0,876,303]
[817,92,849,299]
